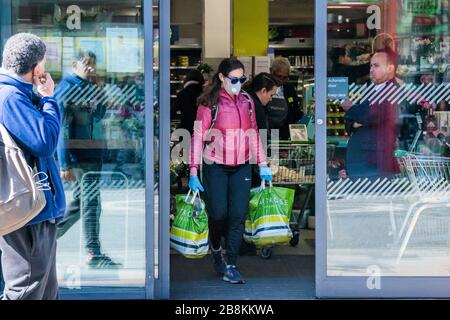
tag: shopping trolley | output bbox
[258,141,335,259]
[394,152,450,263]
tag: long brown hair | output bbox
[197,57,245,107]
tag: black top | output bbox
[249,91,268,131]
[266,82,303,140]
[173,82,203,134]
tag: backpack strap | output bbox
[209,104,219,132]
[241,90,253,122]
[204,104,218,149]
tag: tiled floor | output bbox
[170,229,317,300]
[170,254,316,300]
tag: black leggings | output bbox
[203,163,252,266]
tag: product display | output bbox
[326,102,346,138]
[170,47,202,101]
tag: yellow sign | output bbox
[233,0,268,57]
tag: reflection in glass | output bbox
[10,0,146,287]
[327,0,450,276]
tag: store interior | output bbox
[169,0,318,299]
[169,0,450,299]
[4,0,449,298]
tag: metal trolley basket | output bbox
[258,141,335,259]
[394,151,450,263]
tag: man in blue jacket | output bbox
[55,51,120,268]
[0,33,65,300]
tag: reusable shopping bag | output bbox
[0,123,46,236]
[170,190,209,258]
[244,181,295,248]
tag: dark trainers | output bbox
[87,252,122,269]
[212,248,227,275]
[223,265,245,284]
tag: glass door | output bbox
[316,0,450,298]
[0,0,171,299]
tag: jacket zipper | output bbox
[235,97,242,165]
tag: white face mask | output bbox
[225,79,242,95]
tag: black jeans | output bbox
[203,163,252,266]
[57,162,102,255]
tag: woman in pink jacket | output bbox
[189,58,272,284]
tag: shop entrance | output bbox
[169,0,317,299]
[168,0,450,299]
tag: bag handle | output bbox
[260,180,273,190]
[185,189,200,204]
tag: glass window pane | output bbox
[327,0,450,276]
[9,0,147,287]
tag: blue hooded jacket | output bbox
[55,74,106,169]
[0,71,66,225]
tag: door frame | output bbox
[314,0,450,298]
[144,0,157,300]
[152,0,171,300]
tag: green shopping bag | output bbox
[170,190,209,259]
[244,181,295,248]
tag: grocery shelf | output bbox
[170,66,198,69]
[269,44,313,49]
[291,66,314,69]
[327,136,348,147]
[327,113,346,118]
[171,44,202,49]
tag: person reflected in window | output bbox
[172,69,205,135]
[267,57,303,140]
[343,49,400,179]
[55,51,120,268]
[329,45,370,84]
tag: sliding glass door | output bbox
[0,0,170,299]
[316,0,450,298]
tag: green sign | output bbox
[233,0,268,57]
[405,0,441,15]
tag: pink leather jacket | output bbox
[189,88,267,175]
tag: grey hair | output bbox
[271,57,291,72]
[1,33,46,75]
[74,49,97,63]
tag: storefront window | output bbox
[327,0,450,276]
[8,0,147,287]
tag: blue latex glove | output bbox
[188,176,204,192]
[259,166,273,182]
